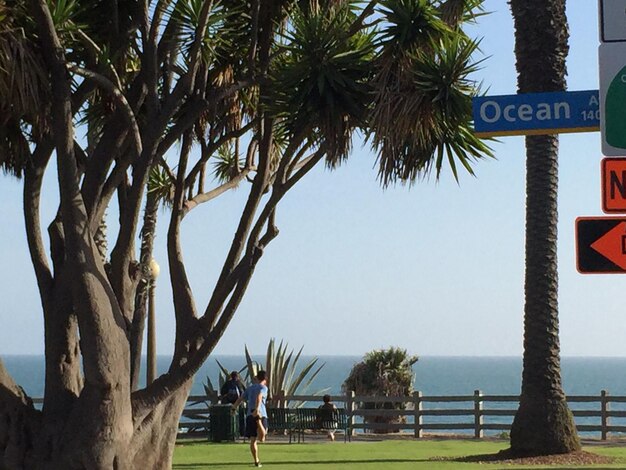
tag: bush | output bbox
[343,347,418,433]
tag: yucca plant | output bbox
[200,339,326,409]
[243,339,327,408]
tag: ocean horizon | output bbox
[5,355,626,399]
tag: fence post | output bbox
[346,390,355,437]
[474,390,483,439]
[413,391,423,438]
[601,390,609,441]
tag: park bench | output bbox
[292,408,350,443]
[267,407,297,443]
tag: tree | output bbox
[0,1,490,468]
[343,347,418,433]
[509,0,581,456]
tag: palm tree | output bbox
[509,0,581,456]
[343,347,418,433]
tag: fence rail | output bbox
[176,390,626,440]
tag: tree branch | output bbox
[67,63,142,157]
[184,120,256,188]
[201,116,274,320]
[75,30,123,89]
[348,0,378,36]
[167,132,198,335]
[32,0,130,393]
[23,140,54,309]
[132,142,324,416]
[183,169,252,217]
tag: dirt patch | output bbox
[433,449,615,466]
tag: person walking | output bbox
[231,370,269,468]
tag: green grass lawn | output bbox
[172,439,626,469]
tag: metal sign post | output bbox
[599,0,626,42]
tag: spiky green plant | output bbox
[343,347,418,433]
[244,339,327,408]
[0,3,49,176]
[368,0,492,185]
[147,166,175,207]
[266,4,375,166]
[200,340,326,409]
[212,141,244,183]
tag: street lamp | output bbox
[147,258,160,385]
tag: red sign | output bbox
[590,221,626,270]
[576,217,626,273]
[602,158,626,213]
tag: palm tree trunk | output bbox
[509,0,580,455]
[510,134,579,455]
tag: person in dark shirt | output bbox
[220,371,245,404]
[318,394,338,441]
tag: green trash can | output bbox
[209,404,239,442]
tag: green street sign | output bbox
[600,42,626,155]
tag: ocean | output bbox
[4,355,626,398]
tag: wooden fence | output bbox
[180,390,626,440]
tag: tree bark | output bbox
[131,191,160,391]
[128,381,193,470]
[0,356,192,469]
[509,0,580,456]
[0,360,40,470]
[509,134,580,455]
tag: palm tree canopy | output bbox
[343,346,418,397]
[1,0,491,184]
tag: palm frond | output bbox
[377,0,451,54]
[148,166,175,206]
[0,6,51,142]
[47,0,81,32]
[438,0,488,28]
[370,34,492,184]
[265,3,375,166]
[0,119,30,177]
[164,0,246,71]
[212,141,244,183]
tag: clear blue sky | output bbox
[0,1,617,357]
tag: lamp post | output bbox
[147,258,160,385]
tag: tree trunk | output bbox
[131,191,160,390]
[509,0,580,455]
[128,381,193,470]
[0,366,192,470]
[509,134,580,455]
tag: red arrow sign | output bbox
[591,221,626,270]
